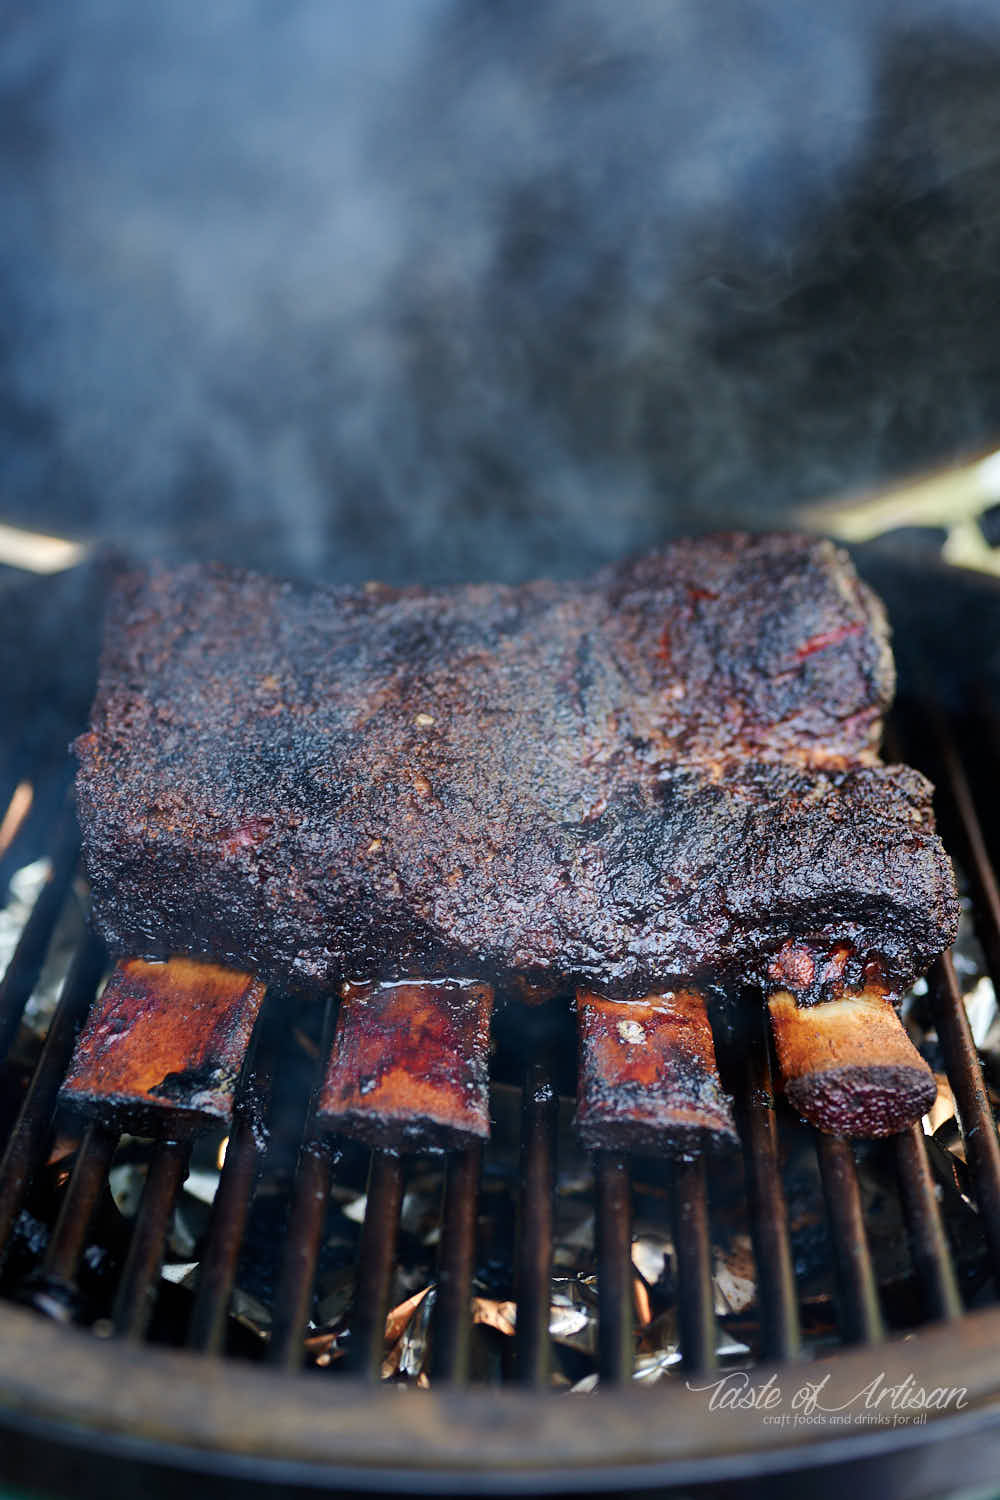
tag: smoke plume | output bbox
[4,1,1000,582]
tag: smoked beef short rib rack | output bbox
[74,537,958,1148]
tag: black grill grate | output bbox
[0,706,998,1401]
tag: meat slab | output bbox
[75,534,958,1004]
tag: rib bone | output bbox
[768,988,937,1137]
[60,958,266,1136]
[575,989,737,1156]
[315,979,493,1150]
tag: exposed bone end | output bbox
[316,979,493,1151]
[575,989,738,1158]
[768,990,937,1137]
[60,957,266,1135]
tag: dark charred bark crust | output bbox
[75,535,958,1000]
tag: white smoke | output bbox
[3,1,1000,581]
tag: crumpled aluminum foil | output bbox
[2,857,87,1057]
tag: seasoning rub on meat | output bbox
[75,535,959,1140]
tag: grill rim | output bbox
[6,1406,1000,1500]
[0,1298,999,1489]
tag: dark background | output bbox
[5,1,1000,585]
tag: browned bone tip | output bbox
[315,979,493,1151]
[574,989,738,1157]
[60,958,266,1136]
[768,989,937,1138]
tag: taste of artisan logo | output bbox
[686,1369,969,1428]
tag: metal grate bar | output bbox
[348,1150,404,1382]
[670,1157,717,1373]
[42,1122,117,1287]
[267,1145,332,1370]
[429,1144,481,1385]
[735,1014,801,1362]
[187,1074,271,1355]
[928,952,1000,1278]
[816,1134,885,1344]
[0,931,105,1258]
[514,1056,558,1387]
[892,1124,963,1321]
[112,1138,191,1342]
[927,713,1000,985]
[594,1149,633,1385]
